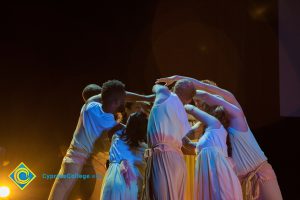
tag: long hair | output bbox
[210,106,232,157]
[199,79,232,157]
[209,106,232,157]
[121,111,148,147]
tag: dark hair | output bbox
[209,105,232,157]
[82,84,102,102]
[125,102,134,109]
[121,111,148,147]
[198,79,232,157]
[194,80,218,110]
[210,106,229,128]
[101,80,126,104]
[122,102,135,123]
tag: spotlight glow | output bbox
[0,186,10,198]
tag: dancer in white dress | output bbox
[143,80,196,200]
[100,111,148,200]
[184,105,242,200]
[49,81,153,200]
[157,75,283,200]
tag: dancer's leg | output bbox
[145,151,186,200]
[48,161,83,200]
[258,163,282,200]
[259,179,283,200]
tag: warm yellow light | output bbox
[0,186,10,198]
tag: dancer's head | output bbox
[210,105,232,156]
[173,79,196,105]
[101,80,126,114]
[82,84,102,102]
[210,106,229,128]
[196,80,232,156]
[125,102,142,117]
[121,111,148,147]
[194,79,217,111]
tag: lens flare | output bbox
[0,186,10,198]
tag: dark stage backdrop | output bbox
[279,0,300,117]
[0,1,298,199]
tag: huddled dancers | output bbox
[49,77,282,200]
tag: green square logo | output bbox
[9,162,36,190]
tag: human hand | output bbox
[155,75,179,86]
[184,104,195,114]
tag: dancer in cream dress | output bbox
[157,75,282,200]
[184,105,242,200]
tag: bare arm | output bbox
[184,104,221,129]
[87,94,102,103]
[194,91,242,118]
[125,92,155,102]
[107,123,126,140]
[181,122,202,154]
[194,91,248,131]
[185,122,201,139]
[156,75,242,111]
[136,101,152,116]
[87,92,155,104]
[182,136,197,154]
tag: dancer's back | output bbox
[195,125,243,200]
[147,92,190,149]
[101,130,146,200]
[143,92,191,200]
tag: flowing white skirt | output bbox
[100,162,139,200]
[143,150,186,200]
[195,147,243,200]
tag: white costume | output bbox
[49,101,116,200]
[143,93,190,200]
[101,130,146,200]
[195,125,242,200]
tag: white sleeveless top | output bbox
[228,126,267,176]
[196,125,228,156]
[147,93,191,149]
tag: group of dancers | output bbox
[48,75,283,200]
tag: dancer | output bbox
[183,104,242,200]
[100,111,148,200]
[143,79,196,200]
[78,83,110,200]
[123,102,142,122]
[157,75,283,200]
[82,83,102,102]
[49,80,153,200]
